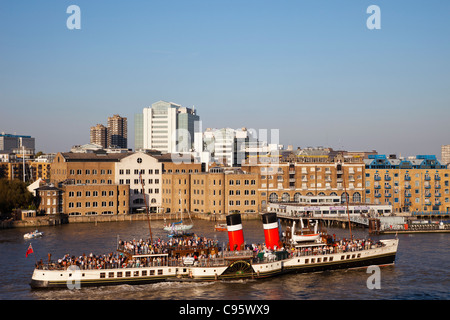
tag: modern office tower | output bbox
[134,113,143,150]
[142,100,199,153]
[107,114,127,148]
[441,145,450,166]
[0,133,35,154]
[202,128,252,167]
[90,124,107,148]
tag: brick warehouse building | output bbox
[50,150,203,215]
[48,148,450,217]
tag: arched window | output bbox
[341,192,349,203]
[318,192,326,196]
[269,193,278,203]
[294,193,302,202]
[282,193,290,202]
[352,192,361,203]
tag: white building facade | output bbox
[115,152,163,213]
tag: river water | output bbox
[0,219,448,300]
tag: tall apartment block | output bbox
[441,145,450,166]
[139,100,199,153]
[107,114,127,149]
[90,124,107,148]
[88,115,127,149]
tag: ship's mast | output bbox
[140,172,153,243]
[342,161,353,241]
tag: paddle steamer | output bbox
[30,213,398,289]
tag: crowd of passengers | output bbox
[35,236,385,270]
[289,238,384,257]
[36,236,220,270]
[118,236,219,255]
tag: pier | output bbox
[276,211,450,235]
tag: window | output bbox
[137,158,142,164]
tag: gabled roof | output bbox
[58,152,132,162]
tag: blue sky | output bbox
[1,0,449,158]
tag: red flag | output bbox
[26,244,33,258]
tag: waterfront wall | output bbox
[0,212,262,229]
[68,212,261,224]
[9,214,69,228]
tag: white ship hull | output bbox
[30,239,398,289]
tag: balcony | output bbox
[374,185,381,189]
[385,193,391,197]
[435,184,441,189]
[375,194,381,198]
[384,176,391,181]
[289,170,295,174]
[404,176,411,181]
[436,200,442,205]
[405,184,411,189]
[405,192,411,198]
[424,175,431,181]
[435,192,441,197]
[424,185,431,189]
[374,176,381,181]
[425,193,432,198]
[385,185,391,189]
[435,175,441,181]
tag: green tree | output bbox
[0,179,33,219]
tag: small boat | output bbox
[214,223,227,232]
[163,205,194,233]
[163,220,193,232]
[289,220,321,244]
[24,230,44,239]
